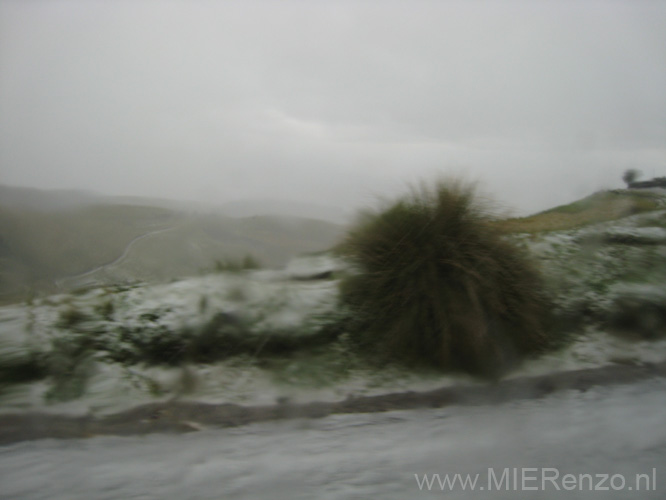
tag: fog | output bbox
[1,0,665,215]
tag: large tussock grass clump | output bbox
[340,180,554,378]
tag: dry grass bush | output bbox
[339,179,555,377]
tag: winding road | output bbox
[55,226,176,289]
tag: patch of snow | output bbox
[3,226,666,419]
[285,254,346,279]
[581,226,666,245]
[610,283,666,301]
[513,328,666,378]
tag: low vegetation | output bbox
[339,179,555,377]
[0,189,344,302]
[214,253,262,273]
[496,190,661,234]
[0,203,173,298]
[3,181,666,405]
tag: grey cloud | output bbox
[1,0,664,215]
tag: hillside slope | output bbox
[1,188,666,416]
[496,189,665,233]
[0,186,344,301]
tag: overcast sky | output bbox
[1,0,664,216]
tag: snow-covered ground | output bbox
[0,254,474,415]
[1,201,666,499]
[3,218,666,416]
[1,377,664,499]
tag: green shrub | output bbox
[339,179,555,377]
[214,253,262,273]
[56,306,89,329]
[94,298,115,320]
[241,254,261,270]
[45,333,95,401]
[0,356,47,387]
[108,325,188,365]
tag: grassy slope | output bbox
[113,214,345,281]
[495,190,663,234]
[0,204,174,299]
[0,204,344,302]
[3,188,666,407]
[4,187,661,301]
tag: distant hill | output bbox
[0,184,101,211]
[0,184,353,224]
[217,199,352,225]
[0,185,345,302]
